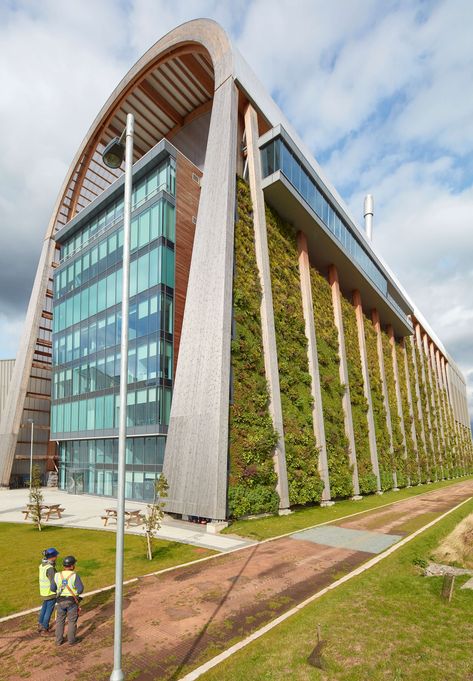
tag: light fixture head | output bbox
[102,137,125,169]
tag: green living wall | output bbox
[311,269,353,497]
[424,359,443,477]
[464,429,472,470]
[363,317,393,490]
[429,360,450,477]
[228,179,279,517]
[412,339,437,480]
[340,296,377,494]
[265,205,323,505]
[437,378,458,477]
[394,341,419,484]
[441,387,458,477]
[381,333,407,486]
[405,336,430,482]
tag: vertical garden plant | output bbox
[340,295,377,494]
[228,179,279,517]
[363,317,393,490]
[381,333,407,486]
[265,205,323,505]
[310,268,353,497]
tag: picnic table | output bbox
[22,503,65,521]
[101,508,145,528]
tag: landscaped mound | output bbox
[433,512,473,569]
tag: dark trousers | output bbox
[55,599,79,644]
[38,598,56,630]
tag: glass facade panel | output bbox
[59,436,165,501]
[53,154,176,501]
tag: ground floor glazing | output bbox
[58,436,165,501]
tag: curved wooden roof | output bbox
[47,19,237,238]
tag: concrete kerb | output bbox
[177,494,473,681]
[1,478,471,625]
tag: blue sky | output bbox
[0,0,472,424]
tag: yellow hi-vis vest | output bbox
[39,563,56,598]
[54,571,78,598]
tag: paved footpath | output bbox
[1,480,472,681]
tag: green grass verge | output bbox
[0,524,215,617]
[203,496,473,681]
[223,476,473,540]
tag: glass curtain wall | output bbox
[261,137,389,297]
[52,155,176,500]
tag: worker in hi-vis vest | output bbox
[38,547,59,634]
[54,555,84,646]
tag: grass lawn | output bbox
[203,497,473,681]
[224,476,473,540]
[0,523,215,617]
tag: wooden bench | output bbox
[125,510,145,527]
[22,504,46,519]
[43,504,65,520]
[21,504,65,521]
[101,509,145,527]
[102,509,118,526]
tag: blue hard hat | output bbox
[43,548,59,558]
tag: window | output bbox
[139,210,150,248]
[104,394,114,429]
[135,389,147,425]
[131,217,138,252]
[137,252,149,293]
[137,299,148,337]
[96,396,104,430]
[137,341,148,382]
[87,398,95,430]
[126,391,135,427]
[97,279,106,313]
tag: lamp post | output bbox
[27,418,34,491]
[102,112,134,681]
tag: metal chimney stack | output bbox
[364,194,374,241]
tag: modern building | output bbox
[0,19,471,520]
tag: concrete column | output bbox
[430,343,447,473]
[352,290,381,492]
[414,323,436,478]
[422,332,442,477]
[437,352,454,474]
[444,359,466,471]
[243,104,290,511]
[371,309,397,489]
[297,232,332,504]
[387,325,408,462]
[441,359,451,413]
[409,334,429,478]
[328,265,361,498]
[163,77,238,521]
[401,338,421,479]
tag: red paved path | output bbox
[0,479,472,681]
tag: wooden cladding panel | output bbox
[174,153,202,378]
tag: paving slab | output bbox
[291,525,403,554]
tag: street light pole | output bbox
[104,112,134,681]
